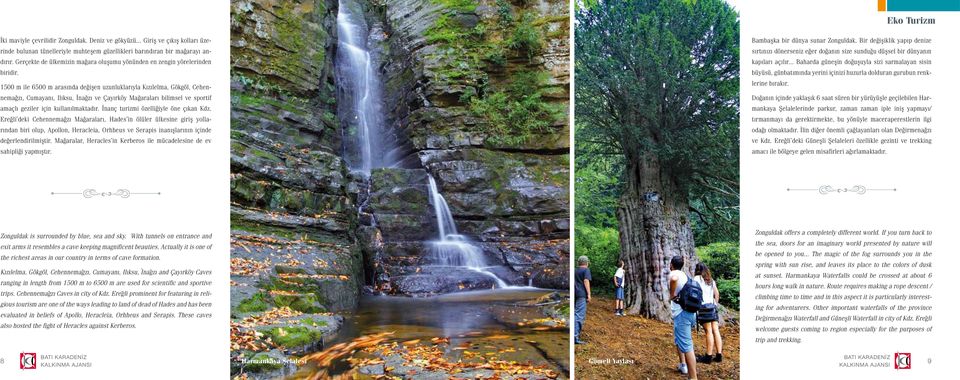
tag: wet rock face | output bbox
[231,0,334,94]
[230,0,359,307]
[231,0,570,304]
[391,267,504,295]
[230,1,362,375]
[367,0,570,292]
[366,168,437,241]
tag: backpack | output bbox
[677,277,703,313]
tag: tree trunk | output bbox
[617,154,697,323]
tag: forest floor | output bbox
[575,296,739,379]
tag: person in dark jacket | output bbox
[574,255,592,344]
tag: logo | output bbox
[20,353,37,370]
[894,352,911,370]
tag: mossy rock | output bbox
[271,293,326,314]
[258,325,324,349]
[244,351,286,372]
[236,292,271,313]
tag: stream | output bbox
[294,288,569,379]
[297,1,570,378]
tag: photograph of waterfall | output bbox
[228,0,570,379]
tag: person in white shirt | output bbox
[613,260,625,316]
[669,256,698,380]
[694,262,723,364]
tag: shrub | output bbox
[696,242,738,310]
[717,278,740,310]
[495,0,514,27]
[425,14,464,44]
[467,70,555,145]
[696,241,739,280]
[508,12,544,59]
[574,224,620,293]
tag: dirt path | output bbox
[575,296,739,379]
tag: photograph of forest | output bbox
[573,0,741,378]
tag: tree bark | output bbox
[617,153,697,323]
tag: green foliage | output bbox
[574,225,620,293]
[496,0,514,27]
[507,12,544,59]
[424,0,561,144]
[425,14,466,44]
[431,0,477,12]
[696,242,739,280]
[575,0,740,249]
[697,242,739,309]
[717,279,739,310]
[483,44,508,67]
[466,71,557,145]
[574,154,622,229]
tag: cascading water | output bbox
[336,0,389,175]
[336,0,509,292]
[427,176,509,288]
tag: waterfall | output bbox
[336,0,389,174]
[427,176,509,288]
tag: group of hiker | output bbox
[574,255,724,380]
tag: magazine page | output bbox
[4,0,960,379]
[573,0,957,379]
[0,0,230,378]
[741,0,956,377]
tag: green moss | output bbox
[425,14,467,44]
[236,292,270,313]
[260,276,326,304]
[251,147,280,161]
[230,213,342,244]
[430,0,477,12]
[271,5,309,77]
[258,326,323,348]
[300,317,329,327]
[271,293,326,314]
[245,352,285,372]
[490,177,504,191]
[534,15,569,26]
[233,90,311,117]
[530,160,569,187]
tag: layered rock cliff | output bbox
[363,0,570,293]
[229,0,569,377]
[229,0,359,377]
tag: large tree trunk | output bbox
[617,154,697,323]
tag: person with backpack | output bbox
[669,255,701,380]
[613,260,625,316]
[694,262,723,364]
